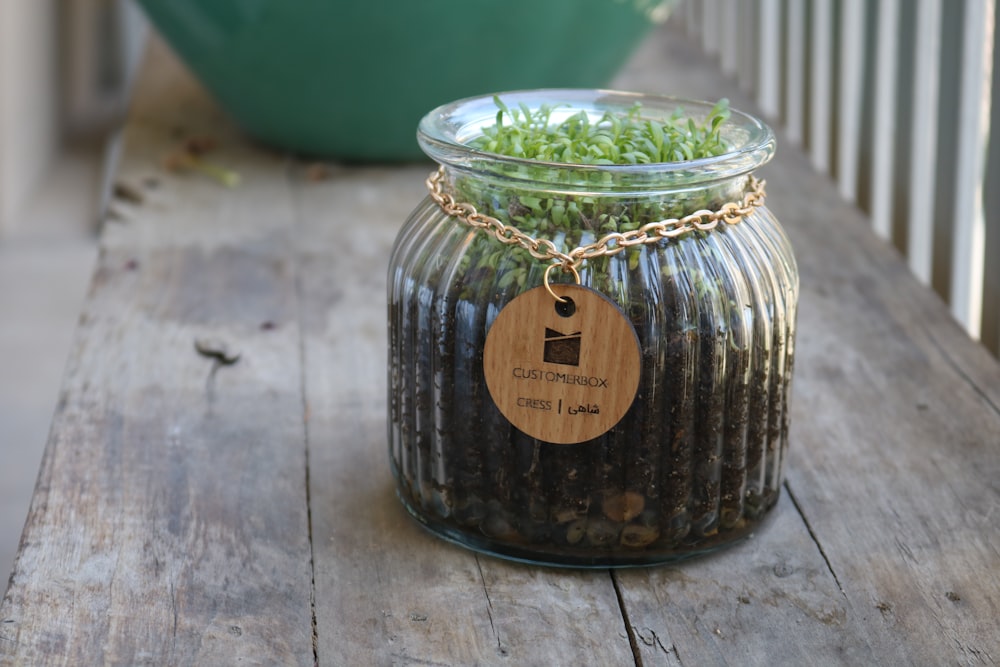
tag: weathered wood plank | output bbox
[291,167,637,665]
[0,42,314,665]
[617,20,1000,666]
[553,25,876,665]
[617,493,876,666]
[774,141,1000,666]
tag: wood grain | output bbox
[2,17,998,667]
[0,43,314,666]
[773,143,1000,665]
[290,167,637,665]
[617,493,877,666]
[613,24,1000,666]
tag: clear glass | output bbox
[388,90,798,567]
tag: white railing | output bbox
[681,0,999,356]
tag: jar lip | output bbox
[417,88,775,186]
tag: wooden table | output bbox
[3,21,999,667]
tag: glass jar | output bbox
[388,90,798,567]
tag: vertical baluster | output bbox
[983,1,1000,356]
[785,0,807,145]
[948,0,993,338]
[737,0,759,93]
[720,0,740,75]
[906,0,943,285]
[703,0,721,56]
[928,4,968,304]
[809,0,834,173]
[683,0,702,36]
[870,0,899,241]
[758,0,782,119]
[837,0,865,202]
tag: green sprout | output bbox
[451,97,737,294]
[469,96,731,165]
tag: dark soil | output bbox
[389,218,796,566]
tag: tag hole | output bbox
[555,297,576,318]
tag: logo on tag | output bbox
[483,284,641,444]
[543,328,581,366]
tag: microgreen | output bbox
[469,96,731,165]
[450,96,740,294]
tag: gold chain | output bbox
[426,166,766,273]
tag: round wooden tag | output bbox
[483,283,641,444]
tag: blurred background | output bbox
[0,0,146,579]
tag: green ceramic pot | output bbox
[137,0,674,161]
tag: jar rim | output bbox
[417,89,775,189]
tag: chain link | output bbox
[426,166,767,272]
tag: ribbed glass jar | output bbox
[388,90,798,567]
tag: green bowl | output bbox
[136,0,673,161]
